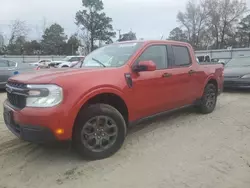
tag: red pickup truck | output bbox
[3,40,224,160]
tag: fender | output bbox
[203,74,218,91]
[68,86,129,129]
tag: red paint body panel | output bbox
[7,40,224,141]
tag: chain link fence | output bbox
[0,55,66,63]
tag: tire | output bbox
[73,104,127,160]
[198,83,217,114]
[62,65,69,68]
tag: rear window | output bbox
[172,46,191,66]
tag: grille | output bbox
[7,82,27,88]
[6,81,27,109]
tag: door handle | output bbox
[162,73,172,78]
[188,70,196,75]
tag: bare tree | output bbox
[78,30,91,55]
[177,0,211,48]
[176,0,247,49]
[9,20,29,44]
[209,0,247,49]
[42,17,47,33]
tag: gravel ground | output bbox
[0,91,250,188]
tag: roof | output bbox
[114,40,190,46]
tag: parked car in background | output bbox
[29,59,52,67]
[52,56,85,68]
[3,40,224,160]
[224,56,250,88]
[197,55,211,63]
[0,59,34,89]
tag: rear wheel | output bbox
[198,83,217,114]
[73,104,127,160]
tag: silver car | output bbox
[0,59,34,89]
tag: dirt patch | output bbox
[0,92,250,188]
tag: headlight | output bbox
[26,84,63,107]
[241,74,250,79]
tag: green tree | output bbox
[168,27,188,42]
[75,0,116,52]
[41,23,67,55]
[237,14,250,47]
[66,34,81,55]
[23,40,41,55]
[118,31,137,41]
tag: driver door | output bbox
[130,45,173,119]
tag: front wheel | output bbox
[73,104,127,160]
[198,83,217,114]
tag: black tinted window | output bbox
[172,46,191,66]
[138,45,167,69]
[0,60,9,67]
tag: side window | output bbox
[8,61,17,67]
[137,45,167,69]
[69,57,79,62]
[172,46,191,66]
[0,60,9,67]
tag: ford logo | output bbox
[6,87,13,93]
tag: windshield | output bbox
[226,57,250,67]
[81,42,143,68]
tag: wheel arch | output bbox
[71,88,129,136]
[204,75,218,93]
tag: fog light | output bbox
[55,128,64,135]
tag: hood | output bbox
[224,66,250,77]
[8,68,98,84]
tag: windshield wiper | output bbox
[92,58,106,67]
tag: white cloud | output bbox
[0,0,249,41]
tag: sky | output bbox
[0,0,249,42]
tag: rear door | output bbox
[167,45,197,107]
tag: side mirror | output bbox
[133,60,156,72]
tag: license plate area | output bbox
[4,107,13,125]
[3,107,20,134]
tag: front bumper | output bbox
[224,78,250,88]
[3,100,72,143]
